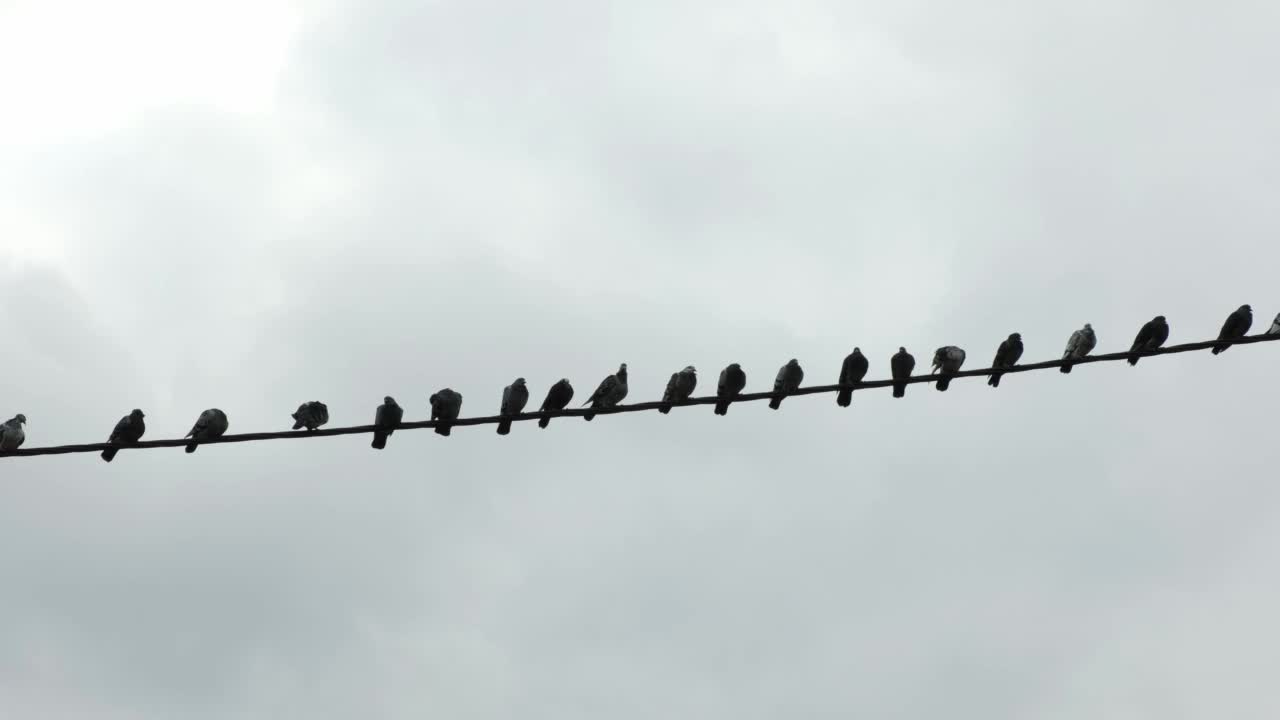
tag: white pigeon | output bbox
[931,346,967,391]
[769,359,804,409]
[497,378,530,435]
[0,414,27,451]
[1061,323,1096,374]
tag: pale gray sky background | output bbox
[2,1,1280,717]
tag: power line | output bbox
[2,332,1277,460]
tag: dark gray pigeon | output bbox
[538,379,574,428]
[836,348,869,407]
[890,348,915,398]
[497,378,530,435]
[988,333,1023,388]
[430,389,463,436]
[372,396,403,449]
[1128,316,1169,366]
[583,363,628,421]
[1212,305,1252,354]
[185,409,228,453]
[291,401,329,431]
[0,414,27,451]
[1268,312,1280,335]
[931,346,966,391]
[1061,323,1096,374]
[769,359,804,410]
[715,363,746,415]
[660,366,697,414]
[101,409,145,462]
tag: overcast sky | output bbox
[3,0,1280,717]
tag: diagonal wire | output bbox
[2,333,1277,459]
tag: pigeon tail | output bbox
[714,401,730,416]
[435,425,452,437]
[101,447,118,462]
[892,383,906,398]
[836,389,852,407]
[988,373,1002,387]
[538,416,552,429]
[292,420,305,430]
[583,411,595,422]
[936,376,952,392]
[185,443,198,453]
[1128,354,1140,366]
[371,432,388,449]
[496,420,512,435]
[768,396,783,410]
[1060,362,1073,374]
[658,404,672,415]
[1212,344,1228,355]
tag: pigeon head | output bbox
[13,414,26,425]
[727,363,741,371]
[1009,332,1022,341]
[514,378,526,386]
[852,347,862,354]
[384,396,397,405]
[684,365,696,373]
[1240,304,1252,313]
[617,363,628,376]
[131,409,145,418]
[429,393,439,405]
[898,347,907,354]
[1154,316,1166,323]
[787,358,799,367]
[1083,324,1093,331]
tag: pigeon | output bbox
[931,346,966,391]
[291,401,329,431]
[185,409,229,453]
[582,363,628,421]
[988,333,1023,388]
[1268,312,1280,335]
[836,348,870,407]
[0,414,27,451]
[769,359,804,410]
[1127,316,1169,366]
[659,366,697,414]
[371,396,403,449]
[1061,323,1096,374]
[430,389,463,436]
[1212,305,1252,354]
[890,348,915,398]
[715,363,747,415]
[101,409,145,462]
[538,379,575,428]
[497,378,530,435]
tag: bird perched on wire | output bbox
[1212,305,1252,354]
[715,363,746,415]
[101,409,145,462]
[988,333,1023,388]
[890,348,915,398]
[497,378,529,435]
[583,363,628,421]
[769,359,804,410]
[430,389,463,436]
[371,396,403,449]
[291,401,329,431]
[1061,324,1096,374]
[538,379,574,428]
[0,414,27,451]
[1127,316,1169,366]
[836,348,869,407]
[931,346,966,391]
[185,409,228,453]
[1268,312,1280,335]
[660,366,697,414]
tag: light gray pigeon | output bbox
[101,409,145,462]
[931,346,967,391]
[583,363,628,421]
[1212,305,1252,354]
[372,396,403,449]
[1268,312,1280,335]
[836,349,869,407]
[497,378,530,435]
[715,363,746,415]
[185,409,229,453]
[660,366,697,414]
[891,348,915,398]
[769,359,804,409]
[430,389,463,436]
[538,379,574,428]
[291,401,329,431]
[0,414,27,451]
[1061,323,1096,374]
